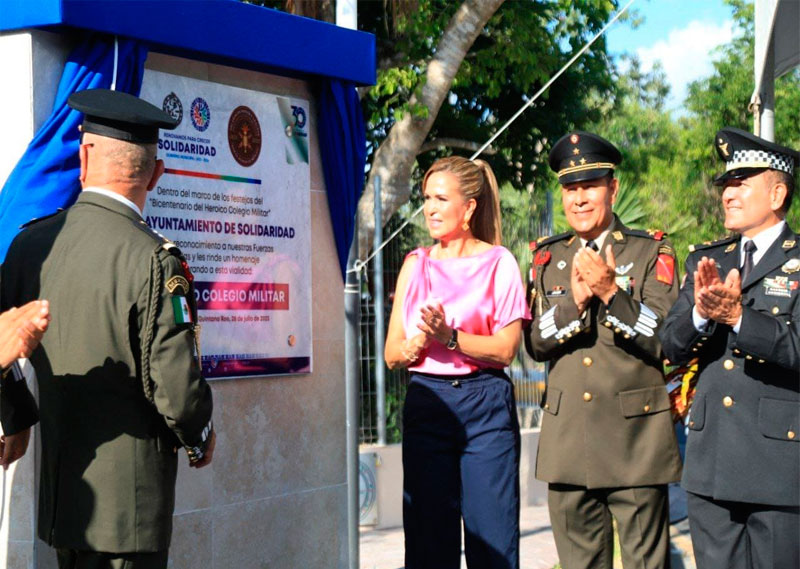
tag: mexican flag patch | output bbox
[172,296,193,324]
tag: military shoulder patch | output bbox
[166,275,190,295]
[172,296,193,324]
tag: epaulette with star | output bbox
[622,228,667,241]
[529,232,572,250]
[687,235,737,253]
[20,209,63,229]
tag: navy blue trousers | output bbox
[402,370,521,569]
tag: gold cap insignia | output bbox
[612,231,623,241]
[718,140,730,158]
[572,147,580,155]
[782,240,796,249]
[724,243,736,253]
[570,134,579,144]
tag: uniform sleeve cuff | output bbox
[185,420,214,462]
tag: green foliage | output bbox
[586,0,800,268]
[359,0,622,190]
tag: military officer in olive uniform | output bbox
[0,89,215,569]
[659,128,799,569]
[525,132,682,569]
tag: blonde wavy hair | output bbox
[422,156,503,245]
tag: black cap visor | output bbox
[712,167,768,186]
[558,167,614,186]
[81,115,161,144]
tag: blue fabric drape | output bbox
[0,35,147,262]
[318,79,367,280]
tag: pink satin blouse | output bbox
[402,245,531,375]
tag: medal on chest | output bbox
[763,275,799,298]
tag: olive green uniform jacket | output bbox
[524,216,682,488]
[0,191,213,553]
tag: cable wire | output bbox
[350,0,637,273]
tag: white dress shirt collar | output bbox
[740,220,786,267]
[82,187,143,218]
[580,228,610,251]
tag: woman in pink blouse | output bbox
[385,156,531,569]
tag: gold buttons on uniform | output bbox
[745,355,753,360]
[692,348,698,352]
[605,321,612,328]
[643,404,651,413]
[723,396,734,408]
[758,359,765,364]
[723,359,735,370]
[544,403,550,410]
[733,348,741,355]
[583,392,593,402]
[583,357,593,367]
[614,327,621,333]
[788,431,796,440]
[624,334,631,339]
[772,306,780,315]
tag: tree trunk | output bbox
[356,0,506,257]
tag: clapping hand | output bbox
[574,245,619,305]
[0,300,50,369]
[418,300,451,344]
[570,258,593,313]
[695,257,742,326]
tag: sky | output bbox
[604,0,737,111]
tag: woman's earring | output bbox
[462,220,470,231]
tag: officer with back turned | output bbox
[0,89,214,569]
[525,131,682,569]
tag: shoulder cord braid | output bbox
[141,247,164,405]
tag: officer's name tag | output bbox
[763,276,798,298]
[546,286,567,298]
[615,275,634,294]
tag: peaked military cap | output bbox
[713,127,799,186]
[548,131,622,185]
[68,89,178,144]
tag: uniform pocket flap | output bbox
[759,398,800,442]
[542,387,562,415]
[619,386,670,418]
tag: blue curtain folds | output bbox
[0,36,365,280]
[0,35,147,262]
[317,79,367,280]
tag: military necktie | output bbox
[740,240,757,283]
[587,240,599,252]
